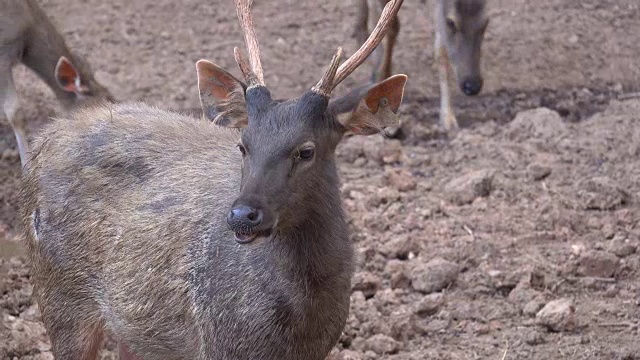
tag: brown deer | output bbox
[1,0,113,167]
[21,0,406,359]
[353,0,489,130]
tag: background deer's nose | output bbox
[461,78,483,96]
[227,205,263,228]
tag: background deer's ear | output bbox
[55,57,90,95]
[328,75,407,135]
[196,60,248,128]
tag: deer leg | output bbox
[365,0,386,83]
[44,313,104,360]
[361,0,386,83]
[35,278,104,360]
[435,35,458,130]
[0,61,29,167]
[352,0,395,83]
[378,11,399,81]
[379,10,402,138]
[352,0,369,46]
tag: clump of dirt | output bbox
[330,99,640,359]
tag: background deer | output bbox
[0,0,113,167]
[21,0,406,359]
[353,0,488,130]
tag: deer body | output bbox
[23,104,352,359]
[23,0,407,358]
[353,0,488,130]
[0,0,112,167]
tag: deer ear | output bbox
[55,57,89,95]
[329,74,407,135]
[196,60,248,128]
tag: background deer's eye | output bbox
[297,147,315,161]
[237,144,247,156]
[446,18,457,33]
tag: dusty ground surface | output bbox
[2,0,640,359]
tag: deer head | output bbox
[197,0,407,243]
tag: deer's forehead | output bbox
[245,101,325,135]
[242,116,316,149]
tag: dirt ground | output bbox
[2,0,640,359]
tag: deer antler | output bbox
[234,0,265,87]
[329,0,404,92]
[311,47,343,97]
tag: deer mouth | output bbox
[234,228,272,244]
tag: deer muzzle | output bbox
[227,197,275,244]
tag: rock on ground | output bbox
[507,108,567,142]
[577,177,629,211]
[536,298,576,332]
[410,257,460,294]
[352,272,382,299]
[577,250,620,278]
[444,170,494,205]
[363,334,400,355]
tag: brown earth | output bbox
[1,0,640,359]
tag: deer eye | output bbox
[295,145,315,161]
[237,143,247,156]
[446,18,457,33]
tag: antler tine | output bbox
[234,0,265,87]
[234,47,260,86]
[332,0,404,90]
[311,47,343,97]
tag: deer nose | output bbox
[461,78,483,96]
[227,205,263,229]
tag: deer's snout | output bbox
[228,205,263,229]
[227,198,274,244]
[461,77,483,96]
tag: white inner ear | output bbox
[74,75,86,98]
